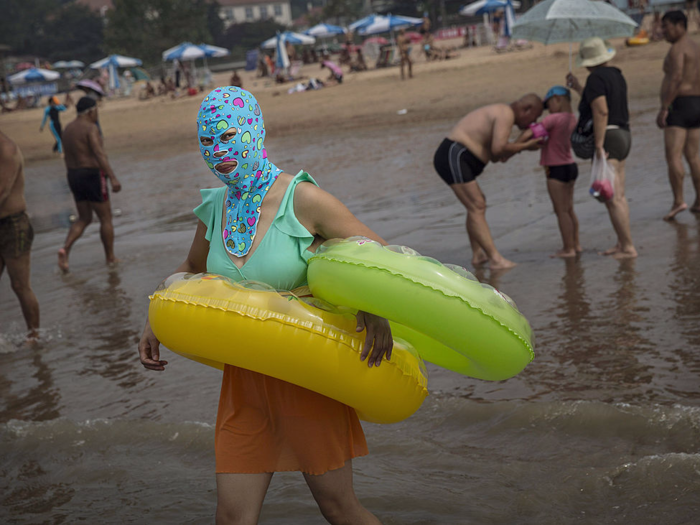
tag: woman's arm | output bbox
[295,183,393,367]
[138,220,209,371]
[591,95,609,159]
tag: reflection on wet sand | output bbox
[0,341,60,423]
[66,269,142,390]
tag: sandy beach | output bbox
[3,36,700,524]
[3,37,670,165]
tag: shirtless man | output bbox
[397,28,413,80]
[433,94,544,269]
[58,97,121,273]
[0,131,40,338]
[658,10,700,220]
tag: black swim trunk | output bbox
[0,211,34,259]
[67,167,108,203]
[603,128,632,161]
[545,163,579,183]
[667,96,700,129]
[433,138,486,185]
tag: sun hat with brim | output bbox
[543,85,570,104]
[576,37,616,68]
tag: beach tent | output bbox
[8,67,60,84]
[261,31,315,49]
[356,14,423,36]
[89,54,143,91]
[305,23,346,38]
[511,0,637,69]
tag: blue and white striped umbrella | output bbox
[349,14,381,32]
[356,14,423,36]
[261,31,315,49]
[162,42,230,61]
[503,0,516,37]
[8,67,60,85]
[89,54,142,69]
[460,0,521,17]
[275,32,290,71]
[305,23,346,38]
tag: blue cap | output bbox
[544,85,570,103]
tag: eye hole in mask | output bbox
[220,129,237,144]
[200,136,214,146]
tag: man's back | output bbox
[448,104,514,164]
[0,132,26,219]
[63,118,99,170]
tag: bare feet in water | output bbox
[663,202,688,221]
[57,248,69,273]
[472,250,489,266]
[489,257,517,270]
[550,248,577,258]
[599,244,637,259]
[107,257,120,267]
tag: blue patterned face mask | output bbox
[196,87,283,257]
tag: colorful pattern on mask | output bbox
[196,87,283,257]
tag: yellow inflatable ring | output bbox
[148,273,428,424]
[307,238,535,381]
[626,37,649,46]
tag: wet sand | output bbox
[2,38,700,524]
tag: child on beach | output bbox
[521,86,580,258]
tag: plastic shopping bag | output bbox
[589,153,615,203]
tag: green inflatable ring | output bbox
[307,237,535,381]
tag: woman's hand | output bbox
[138,320,168,371]
[596,146,608,160]
[356,311,392,367]
[566,72,582,94]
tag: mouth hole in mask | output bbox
[216,161,238,175]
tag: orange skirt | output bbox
[215,364,368,475]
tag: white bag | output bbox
[589,153,615,203]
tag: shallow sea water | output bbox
[2,97,700,524]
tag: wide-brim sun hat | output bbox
[576,37,616,68]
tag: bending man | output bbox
[432,94,544,269]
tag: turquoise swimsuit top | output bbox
[193,171,318,290]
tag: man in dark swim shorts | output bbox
[58,97,122,273]
[432,95,544,269]
[659,10,700,220]
[0,131,40,339]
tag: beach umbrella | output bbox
[162,42,206,61]
[511,0,637,68]
[349,14,381,32]
[261,31,315,49]
[15,62,35,71]
[8,67,60,85]
[275,31,290,72]
[357,14,423,36]
[90,54,142,69]
[503,0,516,37]
[198,43,230,58]
[76,79,105,97]
[66,60,85,68]
[162,42,229,61]
[460,0,521,17]
[305,23,346,38]
[52,60,69,69]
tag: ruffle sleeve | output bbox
[193,187,226,242]
[272,171,318,262]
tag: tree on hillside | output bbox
[104,0,213,65]
[322,0,365,24]
[0,0,58,56]
[216,19,287,60]
[40,4,104,63]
